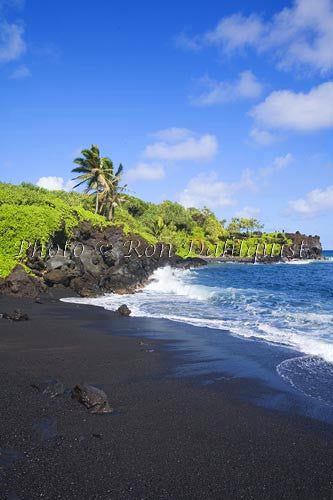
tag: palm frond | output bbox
[91,144,100,156]
[71,165,90,174]
[72,180,88,189]
[115,163,124,177]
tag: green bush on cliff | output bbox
[0,182,108,277]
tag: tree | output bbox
[158,201,194,233]
[71,145,106,214]
[228,217,264,234]
[98,162,126,220]
[71,145,126,221]
[204,215,228,243]
[246,218,264,233]
[187,206,214,227]
[227,217,243,234]
[123,196,149,217]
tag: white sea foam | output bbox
[62,265,333,364]
[144,266,216,300]
[279,310,333,325]
[284,259,315,265]
[277,356,333,405]
[275,258,333,265]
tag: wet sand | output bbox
[0,295,333,499]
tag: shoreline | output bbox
[62,289,333,426]
[1,295,333,499]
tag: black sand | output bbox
[0,295,332,499]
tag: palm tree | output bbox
[71,146,126,220]
[98,163,127,220]
[71,145,107,214]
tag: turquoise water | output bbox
[65,252,333,416]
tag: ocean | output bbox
[63,250,333,422]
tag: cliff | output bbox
[0,225,323,299]
[0,222,206,298]
[285,233,322,259]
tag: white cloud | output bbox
[235,206,261,218]
[126,162,165,181]
[179,173,236,209]
[287,186,333,217]
[249,127,276,146]
[144,133,218,161]
[237,70,262,98]
[251,82,333,131]
[205,13,263,50]
[0,21,26,63]
[272,153,293,170]
[193,70,262,106]
[259,153,293,177]
[9,63,30,79]
[37,176,73,191]
[178,154,291,210]
[267,0,333,74]
[179,169,256,209]
[151,127,193,142]
[174,32,201,52]
[178,0,333,74]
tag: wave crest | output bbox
[62,264,333,364]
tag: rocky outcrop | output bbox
[285,233,322,259]
[0,223,206,298]
[0,265,46,298]
[0,224,321,299]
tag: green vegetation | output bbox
[0,145,293,278]
[228,217,264,234]
[71,145,126,220]
[0,182,108,277]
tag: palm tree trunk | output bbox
[95,192,99,214]
[108,203,114,221]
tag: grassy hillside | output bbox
[0,182,292,277]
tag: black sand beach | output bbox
[1,295,333,500]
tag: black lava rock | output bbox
[117,304,131,316]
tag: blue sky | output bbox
[1,0,333,247]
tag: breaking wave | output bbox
[63,256,333,404]
[63,263,333,365]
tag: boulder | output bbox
[117,304,131,316]
[1,309,29,321]
[26,255,46,276]
[70,276,99,297]
[45,255,72,271]
[43,269,77,286]
[0,265,44,298]
[72,383,113,414]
